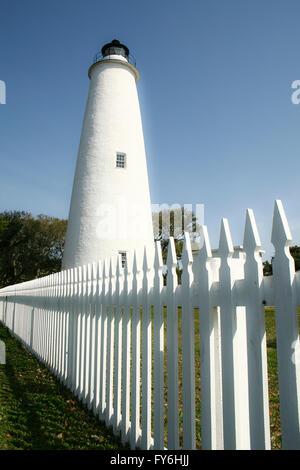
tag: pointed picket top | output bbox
[198,225,212,263]
[90,262,97,297]
[218,218,234,259]
[123,250,132,277]
[108,258,113,281]
[82,264,87,282]
[154,241,163,270]
[91,262,96,280]
[154,241,164,295]
[95,260,102,298]
[142,245,153,273]
[74,266,79,287]
[87,263,92,282]
[132,249,141,278]
[116,253,123,281]
[65,269,70,295]
[102,258,109,280]
[271,200,293,253]
[181,232,193,270]
[70,267,74,289]
[109,256,117,280]
[115,253,124,302]
[181,232,194,291]
[96,260,102,286]
[243,209,261,255]
[167,237,177,270]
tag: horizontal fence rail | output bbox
[0,200,300,450]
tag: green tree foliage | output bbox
[0,211,67,288]
[290,245,300,271]
[263,245,300,276]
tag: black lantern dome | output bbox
[101,39,129,60]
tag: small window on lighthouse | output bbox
[116,153,126,168]
[118,251,127,268]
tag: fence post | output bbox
[271,200,300,449]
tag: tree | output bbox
[263,245,300,276]
[152,206,201,284]
[0,211,67,288]
[290,245,300,271]
[152,206,200,263]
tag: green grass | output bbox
[265,307,281,450]
[0,323,127,450]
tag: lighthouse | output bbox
[62,39,154,269]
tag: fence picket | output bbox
[166,237,179,450]
[122,253,132,444]
[197,225,223,449]
[153,241,165,450]
[243,209,271,449]
[106,257,116,426]
[67,268,74,389]
[181,232,196,450]
[75,266,83,397]
[79,265,87,400]
[218,218,237,449]
[113,255,123,435]
[271,200,300,449]
[130,250,142,449]
[71,267,79,393]
[93,261,102,416]
[99,260,108,420]
[141,246,154,450]
[86,263,94,408]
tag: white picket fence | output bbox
[0,199,300,450]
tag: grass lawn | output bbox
[265,307,281,450]
[0,322,127,450]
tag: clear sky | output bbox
[0,0,300,261]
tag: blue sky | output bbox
[0,0,300,260]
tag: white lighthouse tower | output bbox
[62,39,154,269]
